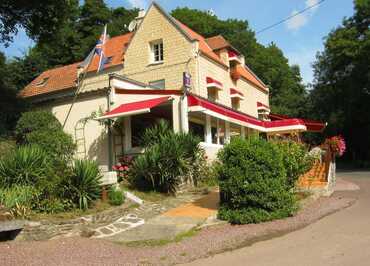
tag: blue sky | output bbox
[0,0,354,84]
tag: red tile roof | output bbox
[19,62,80,98]
[20,16,267,99]
[233,64,268,92]
[86,32,133,72]
[19,33,133,98]
[174,20,227,67]
[205,35,230,51]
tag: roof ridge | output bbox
[244,64,268,88]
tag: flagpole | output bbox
[97,24,107,73]
[62,24,107,129]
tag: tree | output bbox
[171,8,307,117]
[0,52,25,135]
[309,0,370,163]
[0,0,76,45]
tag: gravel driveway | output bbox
[0,190,355,266]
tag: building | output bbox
[19,2,325,181]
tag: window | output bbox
[149,79,165,90]
[131,115,172,147]
[150,40,164,63]
[35,77,49,87]
[189,121,204,140]
[207,89,218,102]
[104,56,113,65]
[231,98,240,110]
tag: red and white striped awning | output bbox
[230,88,244,100]
[206,77,223,90]
[97,96,171,120]
[228,50,241,63]
[188,94,306,132]
[269,113,326,132]
[257,102,270,112]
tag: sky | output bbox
[0,0,354,84]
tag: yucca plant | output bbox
[67,159,102,210]
[0,145,50,188]
[139,119,172,148]
[129,135,190,194]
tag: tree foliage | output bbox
[309,0,370,163]
[0,0,75,45]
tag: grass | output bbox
[0,137,16,159]
[295,191,312,201]
[125,228,200,247]
[119,184,170,202]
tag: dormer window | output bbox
[35,77,49,87]
[150,40,164,63]
[206,77,223,102]
[104,56,113,65]
[228,50,241,64]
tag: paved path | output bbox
[185,171,370,266]
[105,190,219,242]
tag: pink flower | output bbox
[118,166,124,171]
[326,135,346,157]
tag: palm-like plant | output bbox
[0,145,50,187]
[67,159,102,210]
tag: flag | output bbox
[96,25,108,73]
[78,25,108,73]
[79,47,95,72]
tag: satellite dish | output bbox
[207,9,215,16]
[128,20,137,32]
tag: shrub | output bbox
[0,185,38,218]
[15,110,61,144]
[275,141,314,189]
[15,110,75,163]
[35,198,73,214]
[140,119,172,148]
[26,130,75,163]
[0,145,51,188]
[217,137,297,224]
[64,159,102,210]
[0,137,15,159]
[129,120,206,194]
[108,187,125,206]
[129,137,189,194]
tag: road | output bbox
[185,171,370,266]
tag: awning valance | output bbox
[188,94,307,132]
[269,113,326,132]
[97,96,171,120]
[188,94,265,131]
[257,102,270,112]
[206,77,223,90]
[230,88,244,100]
[228,50,240,62]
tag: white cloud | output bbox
[285,0,320,31]
[286,10,308,30]
[127,0,147,9]
[286,46,322,84]
[306,0,319,12]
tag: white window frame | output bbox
[149,40,164,64]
